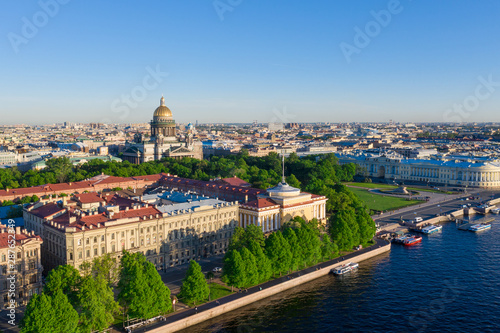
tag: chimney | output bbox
[15,227,21,234]
[82,226,85,231]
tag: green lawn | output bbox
[209,283,233,300]
[346,182,398,189]
[349,187,425,212]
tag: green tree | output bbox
[178,260,210,305]
[222,249,247,288]
[239,247,259,287]
[51,289,79,333]
[6,205,23,219]
[321,234,339,261]
[31,194,39,202]
[329,210,356,251]
[118,251,172,319]
[286,174,301,189]
[43,265,81,307]
[247,240,272,283]
[283,227,304,271]
[78,275,116,333]
[20,293,55,333]
[46,157,73,183]
[296,224,322,266]
[265,231,292,276]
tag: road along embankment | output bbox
[149,240,391,333]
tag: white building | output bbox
[337,152,500,188]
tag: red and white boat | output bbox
[403,236,422,246]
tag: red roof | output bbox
[241,198,279,209]
[220,177,251,187]
[30,202,66,219]
[0,232,42,249]
[75,193,104,204]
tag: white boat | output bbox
[490,207,500,214]
[421,225,443,234]
[332,262,359,275]
[469,224,491,232]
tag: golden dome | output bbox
[153,96,172,118]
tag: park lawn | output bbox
[209,283,233,300]
[349,187,425,211]
[406,187,454,194]
[345,182,398,189]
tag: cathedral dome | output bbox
[153,96,172,118]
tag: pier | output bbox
[456,216,494,231]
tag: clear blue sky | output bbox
[1,0,500,125]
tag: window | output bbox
[112,245,115,252]
[131,230,134,236]
[94,237,97,243]
[1,254,5,262]
[147,227,150,233]
[78,252,82,259]
[86,250,90,257]
[69,252,73,260]
[17,252,21,259]
[101,235,104,242]
[121,231,124,237]
[86,238,89,245]
[102,247,105,254]
[94,248,98,256]
[141,228,143,234]
[111,233,115,240]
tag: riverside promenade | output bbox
[144,238,390,333]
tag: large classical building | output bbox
[122,96,202,164]
[0,225,43,309]
[23,190,238,272]
[239,177,328,233]
[336,152,500,188]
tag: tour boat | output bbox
[490,207,500,215]
[392,235,409,244]
[403,236,422,246]
[332,262,359,275]
[421,225,442,234]
[469,224,491,232]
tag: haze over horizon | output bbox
[2,0,500,125]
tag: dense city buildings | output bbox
[23,189,238,272]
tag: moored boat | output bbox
[469,224,491,232]
[421,225,442,234]
[490,207,500,214]
[403,236,422,246]
[332,262,359,275]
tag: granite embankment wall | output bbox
[150,242,391,333]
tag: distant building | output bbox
[268,122,284,132]
[122,96,202,164]
[337,152,500,188]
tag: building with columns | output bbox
[336,152,500,188]
[239,181,327,233]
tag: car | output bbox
[212,267,222,273]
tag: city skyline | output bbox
[2,0,500,125]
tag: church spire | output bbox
[282,153,286,184]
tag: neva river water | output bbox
[182,217,500,333]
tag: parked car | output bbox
[212,267,222,273]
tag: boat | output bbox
[469,224,491,232]
[332,262,359,275]
[403,236,422,246]
[392,235,409,244]
[490,207,500,214]
[421,225,442,234]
